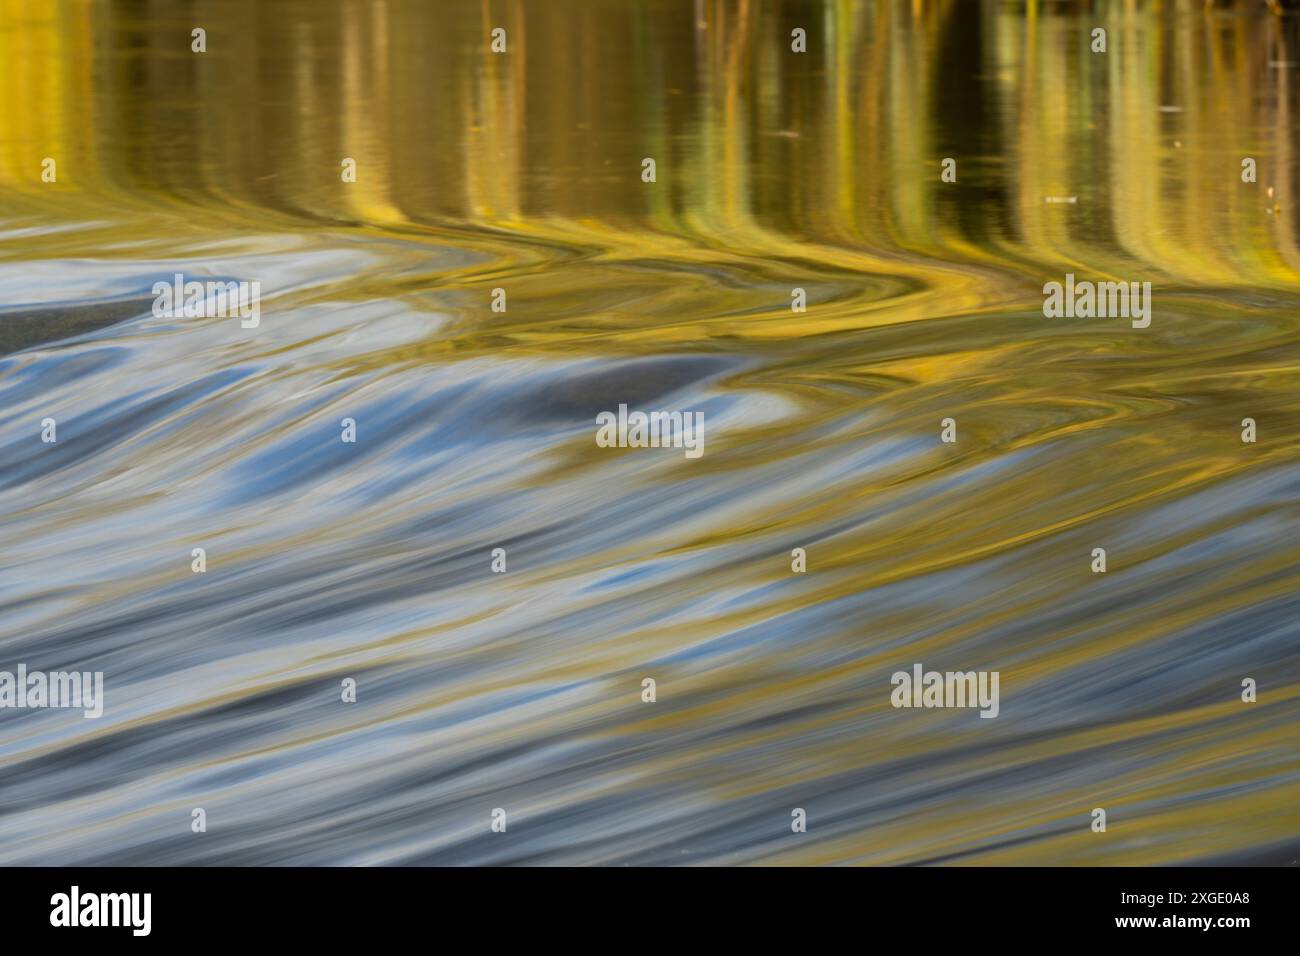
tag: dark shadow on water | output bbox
[0,296,154,356]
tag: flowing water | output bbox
[0,0,1298,865]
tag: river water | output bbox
[0,0,1297,865]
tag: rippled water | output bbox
[0,1,1298,865]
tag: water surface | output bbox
[0,0,1297,865]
